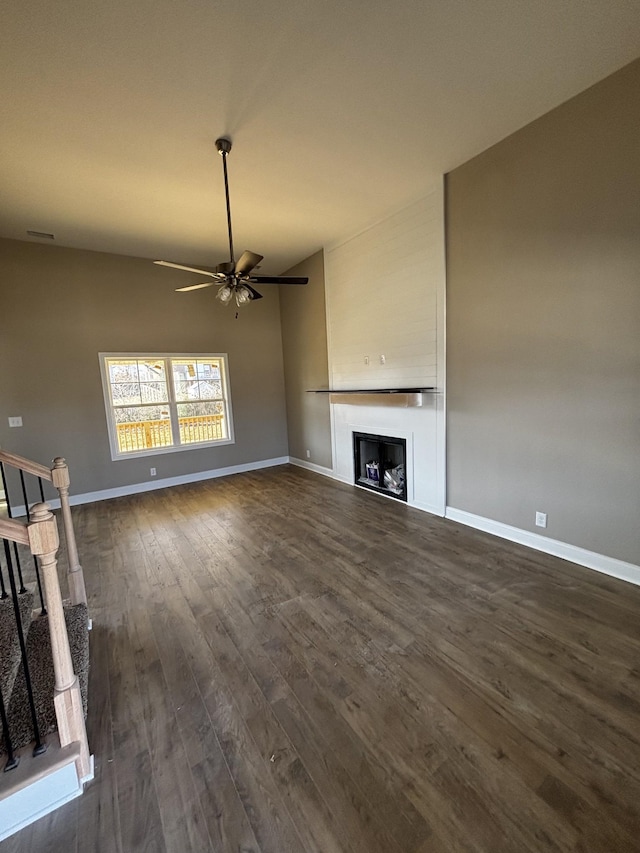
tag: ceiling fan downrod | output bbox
[215,137,235,266]
[153,136,309,308]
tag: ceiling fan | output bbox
[154,137,308,309]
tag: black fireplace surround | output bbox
[353,432,407,502]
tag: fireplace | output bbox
[353,431,407,502]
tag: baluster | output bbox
[27,504,90,780]
[0,462,11,517]
[1,465,28,596]
[0,559,7,599]
[18,469,29,518]
[2,539,46,757]
[13,542,29,598]
[18,470,47,609]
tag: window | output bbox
[99,353,234,459]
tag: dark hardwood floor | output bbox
[3,464,640,852]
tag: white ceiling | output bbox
[2,0,640,275]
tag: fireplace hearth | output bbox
[353,431,407,502]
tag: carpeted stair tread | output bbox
[1,604,89,754]
[0,592,34,701]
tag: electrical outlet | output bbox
[150,467,157,477]
[379,354,386,365]
[364,355,370,365]
[306,450,311,459]
[8,416,23,427]
[535,511,547,528]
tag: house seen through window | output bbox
[99,354,234,459]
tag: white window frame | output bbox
[99,352,235,461]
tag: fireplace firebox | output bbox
[353,432,407,502]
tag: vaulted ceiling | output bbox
[2,0,640,275]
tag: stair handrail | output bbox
[0,517,30,547]
[0,451,50,482]
[0,451,87,607]
[0,507,91,781]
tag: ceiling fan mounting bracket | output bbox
[215,137,232,156]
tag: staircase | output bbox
[0,452,92,842]
[0,596,89,755]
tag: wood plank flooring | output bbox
[3,464,640,852]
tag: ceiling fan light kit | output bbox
[154,137,308,313]
[216,283,233,304]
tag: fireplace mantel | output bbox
[309,388,435,407]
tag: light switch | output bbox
[8,416,23,428]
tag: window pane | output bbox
[111,382,142,406]
[140,381,169,404]
[109,360,139,384]
[113,405,170,424]
[173,379,196,402]
[177,401,226,444]
[200,379,222,399]
[108,359,169,407]
[172,359,222,401]
[173,379,223,402]
[113,405,173,453]
[138,360,166,380]
[196,360,221,380]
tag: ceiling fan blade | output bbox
[235,250,264,275]
[243,283,263,300]
[175,281,217,292]
[248,275,309,285]
[155,260,216,277]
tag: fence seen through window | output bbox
[100,354,233,458]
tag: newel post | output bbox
[51,457,87,607]
[27,503,91,781]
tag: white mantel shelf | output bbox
[309,388,436,408]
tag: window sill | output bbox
[110,436,235,462]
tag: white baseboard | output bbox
[313,466,443,516]
[445,506,640,588]
[12,456,290,516]
[288,457,335,478]
[412,499,446,516]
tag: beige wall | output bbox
[446,59,640,565]
[0,238,289,497]
[279,251,332,469]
